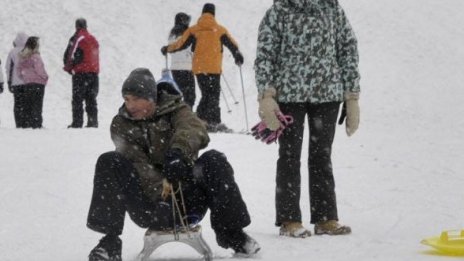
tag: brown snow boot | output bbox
[314,220,351,235]
[279,221,311,238]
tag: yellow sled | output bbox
[421,230,464,255]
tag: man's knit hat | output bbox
[121,68,157,101]
[75,18,87,30]
[202,3,215,16]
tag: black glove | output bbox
[8,82,14,93]
[338,102,347,125]
[162,148,192,183]
[161,46,168,56]
[0,83,3,94]
[234,52,244,66]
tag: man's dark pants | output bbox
[70,73,98,127]
[195,74,221,125]
[87,149,251,237]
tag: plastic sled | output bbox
[421,230,464,255]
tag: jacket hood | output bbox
[279,0,337,10]
[14,32,28,48]
[19,48,40,58]
[196,13,217,29]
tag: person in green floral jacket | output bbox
[254,0,360,238]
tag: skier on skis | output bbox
[161,3,244,133]
[166,12,196,109]
[86,68,260,261]
[0,59,4,94]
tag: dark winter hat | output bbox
[75,18,87,29]
[121,68,158,101]
[202,3,215,16]
[175,12,191,27]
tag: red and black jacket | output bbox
[63,29,99,74]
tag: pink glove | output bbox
[251,112,293,144]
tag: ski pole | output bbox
[221,87,232,113]
[221,73,239,104]
[238,66,249,131]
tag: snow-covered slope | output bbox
[1,0,464,260]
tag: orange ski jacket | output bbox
[167,13,241,75]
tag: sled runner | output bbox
[136,182,213,261]
[136,225,212,261]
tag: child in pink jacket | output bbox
[17,36,48,128]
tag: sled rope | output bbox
[170,182,191,239]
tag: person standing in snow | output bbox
[86,68,260,261]
[0,59,4,94]
[63,18,100,128]
[6,32,29,128]
[166,12,196,109]
[17,36,49,128]
[161,3,244,133]
[0,59,3,126]
[254,0,360,237]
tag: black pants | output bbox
[276,102,341,225]
[71,73,98,127]
[172,70,195,109]
[12,84,45,128]
[87,149,251,236]
[196,74,221,125]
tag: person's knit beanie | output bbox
[175,12,191,26]
[121,68,157,102]
[202,3,215,16]
[75,18,87,30]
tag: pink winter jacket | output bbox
[18,53,48,85]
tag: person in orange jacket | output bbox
[162,3,243,133]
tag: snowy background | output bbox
[1,0,464,260]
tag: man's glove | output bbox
[234,52,244,66]
[338,102,347,125]
[161,46,168,56]
[63,64,73,74]
[344,92,360,136]
[0,83,3,94]
[258,88,281,131]
[8,82,14,93]
[162,148,192,183]
[161,178,172,200]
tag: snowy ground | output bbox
[1,0,464,260]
